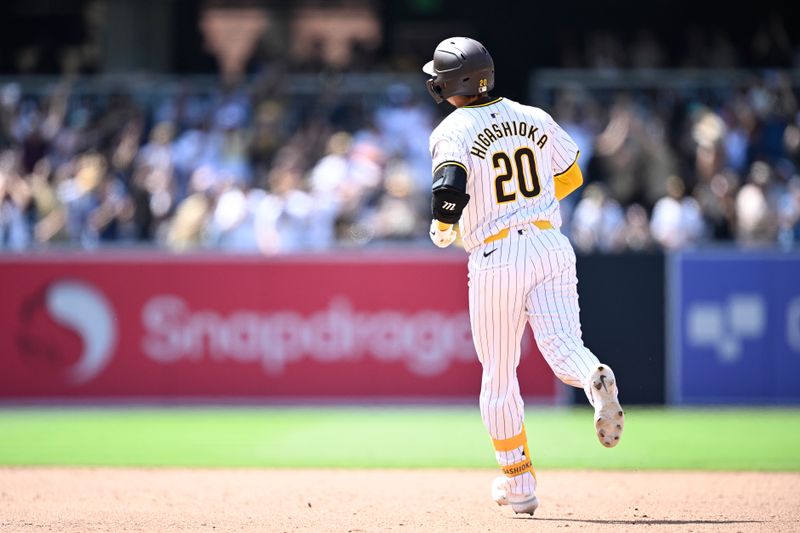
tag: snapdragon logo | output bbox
[17,280,117,385]
[141,296,475,376]
[687,294,765,363]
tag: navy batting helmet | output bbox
[422,37,495,104]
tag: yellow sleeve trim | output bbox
[433,160,468,174]
[554,156,583,201]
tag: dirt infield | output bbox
[1,469,798,532]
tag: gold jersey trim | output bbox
[463,97,504,108]
[554,151,581,177]
[433,160,468,175]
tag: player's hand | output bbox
[430,219,457,248]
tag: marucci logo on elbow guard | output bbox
[140,296,475,376]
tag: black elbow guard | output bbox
[431,163,470,224]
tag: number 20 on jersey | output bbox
[492,147,541,203]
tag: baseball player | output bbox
[424,37,624,516]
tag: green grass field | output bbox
[1,407,798,471]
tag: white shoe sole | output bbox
[492,476,538,516]
[510,495,539,516]
[589,365,624,448]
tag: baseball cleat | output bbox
[586,365,624,448]
[491,476,539,516]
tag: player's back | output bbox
[429,97,579,252]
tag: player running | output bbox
[424,37,625,516]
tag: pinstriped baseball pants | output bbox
[468,226,599,488]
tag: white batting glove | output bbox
[430,219,457,248]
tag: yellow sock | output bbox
[492,426,536,478]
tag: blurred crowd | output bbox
[1,68,799,253]
[555,71,800,252]
[0,78,435,252]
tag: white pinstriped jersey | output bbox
[429,97,579,251]
[428,97,605,502]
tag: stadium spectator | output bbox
[650,176,705,249]
[622,204,653,251]
[736,161,780,245]
[778,177,800,247]
[165,167,215,251]
[0,156,31,250]
[571,183,627,253]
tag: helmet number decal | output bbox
[478,78,488,93]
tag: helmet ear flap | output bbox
[426,78,445,104]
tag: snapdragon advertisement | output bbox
[0,253,558,401]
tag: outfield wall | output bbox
[574,253,666,405]
[4,250,798,405]
[669,250,800,404]
[0,251,560,403]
